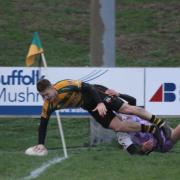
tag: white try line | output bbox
[23,156,67,180]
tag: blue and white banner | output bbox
[0,67,144,116]
[0,68,42,105]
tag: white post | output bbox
[41,53,48,68]
[90,0,116,145]
[56,111,68,158]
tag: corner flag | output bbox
[25,32,44,66]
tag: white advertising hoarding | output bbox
[145,68,180,115]
[0,67,144,116]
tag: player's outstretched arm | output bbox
[105,89,137,106]
[25,117,49,156]
[38,117,49,145]
[126,144,151,155]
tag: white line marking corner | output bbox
[23,156,67,180]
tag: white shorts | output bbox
[117,132,133,150]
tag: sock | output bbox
[141,124,156,134]
[150,115,165,128]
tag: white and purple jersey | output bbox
[117,114,174,153]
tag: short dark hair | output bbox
[36,79,52,92]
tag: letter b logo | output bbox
[150,83,176,102]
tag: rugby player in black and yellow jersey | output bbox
[25,79,171,156]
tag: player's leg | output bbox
[103,96,158,133]
[103,96,154,122]
[109,116,158,134]
[102,97,164,145]
[109,116,141,132]
[119,103,153,121]
[171,124,180,142]
[118,103,172,139]
[103,94,166,133]
[90,109,144,133]
[90,105,159,137]
[149,115,172,140]
[109,116,163,147]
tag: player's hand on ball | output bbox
[25,144,48,156]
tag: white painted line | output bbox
[23,157,66,180]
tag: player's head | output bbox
[37,79,57,102]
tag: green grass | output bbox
[116,0,180,66]
[39,148,180,180]
[0,118,180,180]
[0,118,89,179]
[0,0,90,67]
[0,0,180,67]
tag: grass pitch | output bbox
[0,118,180,180]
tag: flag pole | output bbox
[40,52,68,158]
[41,53,48,68]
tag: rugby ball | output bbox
[25,146,48,156]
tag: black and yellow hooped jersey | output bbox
[41,79,83,119]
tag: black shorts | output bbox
[89,108,116,128]
[83,95,124,128]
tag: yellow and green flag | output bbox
[25,32,44,66]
